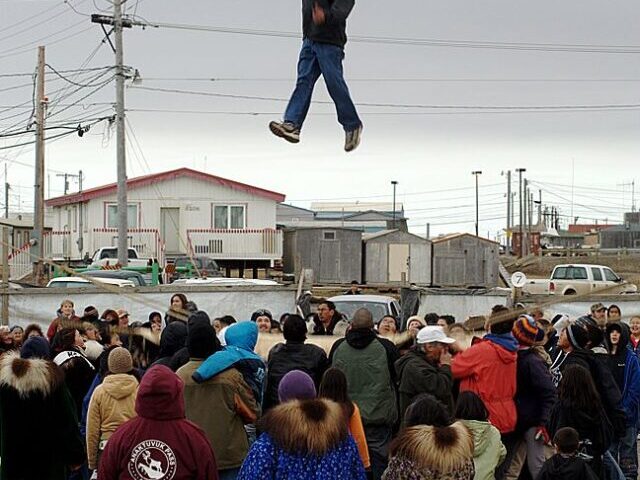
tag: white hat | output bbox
[416,326,456,345]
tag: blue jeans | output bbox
[284,38,361,132]
[363,424,392,480]
[218,467,240,480]
[608,425,638,480]
[603,449,626,480]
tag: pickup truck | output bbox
[90,247,151,268]
[522,264,637,295]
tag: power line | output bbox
[0,2,64,35]
[139,76,640,83]
[44,64,115,87]
[0,66,114,79]
[0,24,95,61]
[129,85,640,111]
[132,21,640,54]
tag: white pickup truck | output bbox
[90,247,151,268]
[522,264,637,296]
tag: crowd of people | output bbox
[1,293,640,480]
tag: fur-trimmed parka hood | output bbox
[258,398,349,455]
[0,350,63,398]
[389,422,474,474]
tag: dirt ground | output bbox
[503,254,640,286]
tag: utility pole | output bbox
[77,170,84,255]
[32,46,46,285]
[391,180,398,229]
[505,170,512,231]
[516,168,526,257]
[4,164,8,219]
[56,173,71,195]
[538,189,542,225]
[426,223,430,239]
[114,0,128,266]
[472,171,482,236]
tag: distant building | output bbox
[540,228,585,249]
[600,212,640,249]
[432,233,500,287]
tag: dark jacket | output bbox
[561,348,626,438]
[52,348,96,418]
[302,0,355,48]
[604,324,640,427]
[395,348,454,416]
[151,321,188,369]
[0,351,85,480]
[330,329,399,427]
[536,454,599,480]
[515,348,557,432]
[264,341,329,411]
[98,365,218,480]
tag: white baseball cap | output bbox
[416,326,456,345]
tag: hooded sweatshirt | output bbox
[152,322,188,369]
[536,453,599,480]
[86,373,139,469]
[451,335,518,433]
[460,419,506,480]
[193,321,266,403]
[98,365,218,480]
[605,323,640,426]
[301,0,355,48]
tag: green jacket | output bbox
[331,329,398,427]
[395,349,454,417]
[460,419,506,480]
[177,359,260,470]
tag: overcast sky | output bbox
[1,0,639,238]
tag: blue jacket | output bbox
[515,347,556,432]
[80,373,102,437]
[620,347,640,426]
[193,321,266,403]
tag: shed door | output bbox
[388,243,410,282]
[409,244,430,284]
[319,241,341,283]
[161,208,181,254]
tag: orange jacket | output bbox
[349,403,370,469]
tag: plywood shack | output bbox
[432,233,499,287]
[363,229,431,284]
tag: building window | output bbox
[106,203,138,228]
[213,205,245,229]
[323,231,336,240]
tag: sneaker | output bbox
[269,121,300,144]
[344,125,363,152]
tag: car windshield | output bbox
[175,258,203,269]
[51,281,95,288]
[331,301,389,323]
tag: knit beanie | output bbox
[566,324,589,350]
[187,311,219,359]
[108,347,133,374]
[512,315,545,346]
[20,336,50,360]
[278,370,317,402]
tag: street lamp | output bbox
[472,171,482,236]
[391,181,398,229]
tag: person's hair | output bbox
[279,313,290,324]
[101,309,119,324]
[554,427,580,455]
[559,365,602,413]
[378,315,398,330]
[170,293,188,309]
[60,299,74,308]
[148,311,162,323]
[217,315,236,327]
[455,391,489,421]
[440,315,455,326]
[488,306,517,335]
[23,323,44,338]
[282,314,307,342]
[99,345,119,377]
[320,300,336,312]
[81,322,96,334]
[269,319,282,333]
[51,327,78,354]
[9,325,24,333]
[351,308,374,330]
[630,316,640,324]
[608,304,621,316]
[100,327,119,346]
[404,393,452,428]
[424,312,439,325]
[448,323,468,334]
[318,368,355,417]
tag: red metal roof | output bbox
[45,167,286,207]
[568,224,613,233]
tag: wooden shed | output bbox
[283,227,362,284]
[432,233,499,287]
[362,229,431,284]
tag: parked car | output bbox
[82,269,147,287]
[328,294,401,323]
[549,264,637,295]
[46,277,136,288]
[169,256,224,282]
[171,278,280,286]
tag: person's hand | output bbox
[449,340,466,353]
[312,3,326,25]
[440,349,452,366]
[69,464,82,472]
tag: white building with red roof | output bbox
[44,167,286,269]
